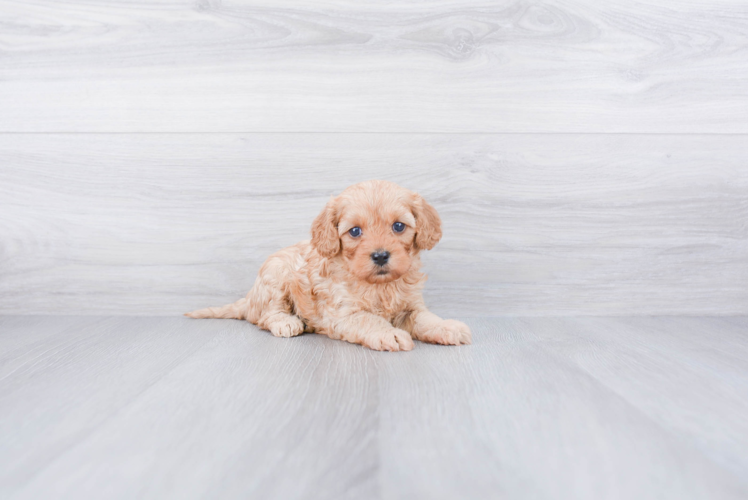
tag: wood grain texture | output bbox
[1,133,746,316]
[0,316,216,496]
[0,316,379,500]
[1,316,747,499]
[533,316,748,478]
[377,317,748,500]
[1,0,748,132]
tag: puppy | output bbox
[186,180,471,351]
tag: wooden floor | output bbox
[1,315,746,499]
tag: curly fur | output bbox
[186,180,471,351]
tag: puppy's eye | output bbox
[392,222,406,233]
[348,227,362,238]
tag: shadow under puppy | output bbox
[187,180,471,351]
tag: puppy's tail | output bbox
[184,297,249,320]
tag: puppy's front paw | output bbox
[268,315,305,338]
[419,319,472,346]
[365,328,414,352]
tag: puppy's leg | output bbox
[246,258,305,338]
[187,245,308,338]
[401,309,471,346]
[249,279,305,338]
[324,312,414,351]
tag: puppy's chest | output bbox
[351,282,412,319]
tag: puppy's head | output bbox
[311,180,442,284]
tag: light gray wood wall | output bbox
[1,0,746,316]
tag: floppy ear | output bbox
[310,197,341,258]
[412,194,442,250]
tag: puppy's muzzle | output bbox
[370,250,390,267]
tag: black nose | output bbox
[370,250,390,266]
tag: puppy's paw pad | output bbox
[269,316,305,338]
[423,319,472,345]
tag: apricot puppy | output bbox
[186,180,471,351]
